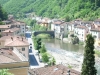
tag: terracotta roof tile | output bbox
[0,25,11,29]
[11,20,26,25]
[2,28,20,32]
[75,25,86,29]
[0,48,21,63]
[29,64,80,75]
[0,36,29,47]
[90,28,100,32]
[53,21,63,25]
[5,38,29,47]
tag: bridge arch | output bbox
[33,31,55,38]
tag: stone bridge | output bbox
[33,31,55,38]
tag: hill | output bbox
[0,0,100,21]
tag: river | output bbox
[42,38,100,75]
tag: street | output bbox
[25,31,44,68]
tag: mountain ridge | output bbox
[0,0,100,21]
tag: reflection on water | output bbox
[42,39,84,53]
[42,38,100,75]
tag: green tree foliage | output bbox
[36,34,51,39]
[33,37,41,51]
[0,69,13,75]
[48,57,56,66]
[72,36,79,44]
[41,53,49,63]
[0,5,8,21]
[40,44,47,53]
[1,0,100,20]
[34,41,38,50]
[81,34,97,75]
[36,38,42,52]
[30,20,36,27]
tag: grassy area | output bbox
[36,34,52,39]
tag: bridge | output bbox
[33,31,55,38]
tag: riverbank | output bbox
[47,49,100,74]
[43,38,100,74]
[47,49,83,72]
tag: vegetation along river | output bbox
[42,38,100,75]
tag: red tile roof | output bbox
[0,25,11,29]
[0,48,21,63]
[11,20,26,25]
[75,25,86,29]
[29,64,80,75]
[90,28,100,32]
[0,36,29,47]
[2,28,20,32]
[53,21,63,25]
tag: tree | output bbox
[33,38,42,60]
[42,53,49,63]
[0,5,8,21]
[0,69,13,75]
[40,44,47,53]
[48,57,56,66]
[72,36,79,44]
[37,38,42,52]
[30,20,36,27]
[33,37,41,51]
[81,34,97,75]
[65,15,71,22]
[95,0,100,7]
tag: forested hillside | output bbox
[0,0,100,21]
[0,5,8,21]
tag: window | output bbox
[23,31,24,33]
[0,30,1,32]
[22,48,25,51]
[10,47,13,50]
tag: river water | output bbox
[42,38,100,75]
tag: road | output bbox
[25,31,44,68]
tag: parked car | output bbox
[30,43,32,45]
[30,46,32,49]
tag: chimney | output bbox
[9,30,11,32]
[11,37,13,41]
[17,37,19,39]
[22,38,23,41]
[1,52,4,54]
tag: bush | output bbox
[48,57,56,66]
[72,36,79,44]
[40,44,47,53]
[68,64,72,69]
[41,53,49,63]
[36,34,51,39]
[0,69,13,75]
